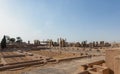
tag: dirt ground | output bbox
[0,56,104,74]
[29,50,81,59]
[0,47,105,74]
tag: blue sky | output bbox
[0,0,120,42]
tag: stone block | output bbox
[114,55,120,74]
[105,49,120,74]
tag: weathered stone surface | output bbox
[105,49,120,74]
[77,71,89,74]
[114,55,120,74]
[93,65,109,74]
[22,68,68,74]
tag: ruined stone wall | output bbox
[106,49,120,74]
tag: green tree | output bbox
[1,35,6,49]
[16,37,22,43]
[10,38,15,43]
[5,35,10,44]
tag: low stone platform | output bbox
[0,52,25,58]
[0,51,57,70]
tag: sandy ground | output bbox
[0,47,106,74]
[0,56,104,74]
[29,50,81,59]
